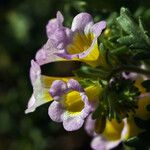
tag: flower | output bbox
[48,79,91,131]
[84,114,127,150]
[25,60,102,131]
[35,11,106,67]
[25,60,70,114]
[25,11,105,115]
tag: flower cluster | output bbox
[25,11,150,150]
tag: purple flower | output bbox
[35,12,106,67]
[25,60,53,113]
[25,60,71,114]
[48,79,91,131]
[84,115,129,150]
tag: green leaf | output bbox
[125,136,140,147]
[116,7,150,50]
[124,131,150,150]
[74,66,110,80]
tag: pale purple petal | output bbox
[35,39,63,65]
[46,11,72,49]
[84,21,94,34]
[91,136,121,150]
[49,80,68,100]
[25,87,51,114]
[26,75,55,114]
[91,136,107,150]
[67,79,84,92]
[84,114,96,136]
[25,94,36,114]
[48,101,63,122]
[79,93,91,118]
[122,72,137,80]
[46,11,63,38]
[46,18,61,37]
[71,12,93,32]
[30,60,41,86]
[56,11,64,23]
[106,140,121,150]
[63,114,84,131]
[91,21,106,37]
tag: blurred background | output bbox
[0,0,150,149]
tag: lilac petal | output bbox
[122,72,137,80]
[67,79,84,92]
[56,49,73,59]
[49,28,72,49]
[91,136,107,150]
[91,136,121,150]
[35,39,63,65]
[71,12,93,32]
[46,12,72,49]
[25,75,53,114]
[48,101,63,122]
[30,60,41,86]
[46,11,63,38]
[105,140,121,150]
[84,21,94,34]
[63,114,84,131]
[49,80,68,100]
[25,95,36,114]
[46,18,60,37]
[91,21,106,37]
[79,93,91,118]
[84,114,96,136]
[56,11,64,23]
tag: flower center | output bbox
[66,32,94,54]
[64,91,84,114]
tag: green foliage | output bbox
[92,78,140,122]
[116,8,150,49]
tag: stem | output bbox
[110,65,150,78]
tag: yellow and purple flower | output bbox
[25,60,102,131]
[35,11,106,67]
[25,11,106,130]
[48,79,91,131]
